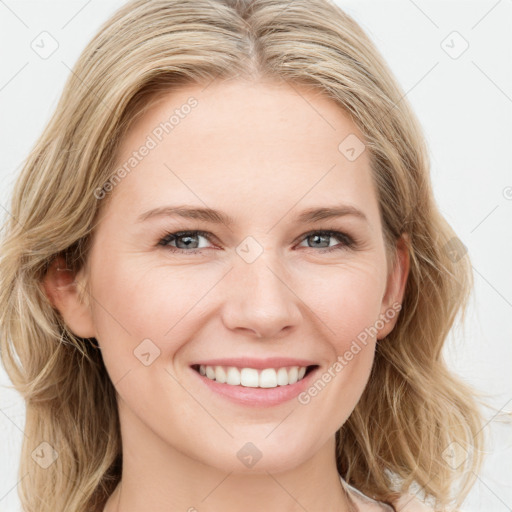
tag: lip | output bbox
[189,357,317,370]
[189,362,320,407]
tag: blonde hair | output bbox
[0,0,485,511]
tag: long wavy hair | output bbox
[0,0,485,511]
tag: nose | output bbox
[221,253,303,339]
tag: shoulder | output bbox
[392,495,469,512]
[392,494,435,511]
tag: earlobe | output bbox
[377,234,410,340]
[41,255,96,339]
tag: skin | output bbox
[42,78,409,512]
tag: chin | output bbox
[188,434,318,475]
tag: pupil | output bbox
[178,235,197,249]
[312,234,328,248]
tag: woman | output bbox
[0,1,484,511]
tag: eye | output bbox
[296,230,355,253]
[157,229,356,254]
[158,230,214,252]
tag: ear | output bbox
[376,233,410,340]
[40,255,96,339]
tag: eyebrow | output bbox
[136,204,368,225]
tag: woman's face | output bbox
[67,79,408,474]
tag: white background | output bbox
[0,1,511,511]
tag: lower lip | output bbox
[190,366,319,407]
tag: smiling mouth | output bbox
[191,364,319,388]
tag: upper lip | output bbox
[190,357,318,370]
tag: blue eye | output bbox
[297,230,355,252]
[158,230,212,252]
[158,229,355,254]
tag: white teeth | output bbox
[288,366,298,384]
[259,368,277,388]
[276,367,289,386]
[214,365,227,384]
[226,366,241,385]
[240,368,259,387]
[197,364,311,387]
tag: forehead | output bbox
[104,79,379,225]
[120,79,365,158]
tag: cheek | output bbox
[295,264,383,407]
[298,262,385,351]
[88,257,223,379]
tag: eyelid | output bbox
[295,228,354,244]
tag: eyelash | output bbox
[157,229,356,255]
